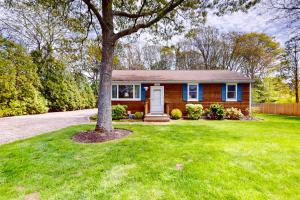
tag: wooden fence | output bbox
[254,103,300,116]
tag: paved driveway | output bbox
[0,109,97,145]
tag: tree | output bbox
[265,0,300,34]
[183,27,243,71]
[142,45,161,70]
[281,36,300,103]
[5,0,258,132]
[151,46,175,70]
[31,50,96,111]
[233,33,281,79]
[0,36,48,117]
[253,77,293,103]
[187,26,221,69]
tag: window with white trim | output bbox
[226,83,237,101]
[188,84,198,101]
[112,84,141,100]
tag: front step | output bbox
[144,113,170,122]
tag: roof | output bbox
[112,70,253,83]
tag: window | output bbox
[188,84,198,101]
[119,85,133,98]
[112,84,141,100]
[134,85,140,99]
[112,85,117,98]
[226,83,237,101]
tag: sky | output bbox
[206,6,289,46]
[136,3,291,47]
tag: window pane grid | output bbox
[227,84,237,100]
[188,84,198,100]
[112,84,141,100]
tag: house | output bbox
[112,70,253,121]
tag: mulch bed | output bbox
[72,128,132,143]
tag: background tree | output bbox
[174,41,201,70]
[142,45,161,70]
[31,49,95,111]
[265,0,300,34]
[187,26,221,69]
[233,33,281,79]
[253,77,293,103]
[280,36,300,103]
[0,36,48,117]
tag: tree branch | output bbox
[112,10,152,18]
[134,0,147,26]
[82,0,107,31]
[113,0,184,40]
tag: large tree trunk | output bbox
[94,0,115,132]
[95,40,115,132]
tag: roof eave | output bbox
[112,80,254,83]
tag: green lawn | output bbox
[0,115,300,200]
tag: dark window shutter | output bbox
[182,84,188,101]
[237,83,243,102]
[141,84,146,101]
[221,84,226,101]
[198,84,203,101]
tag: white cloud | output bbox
[206,6,290,46]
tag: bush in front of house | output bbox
[112,105,128,120]
[134,112,143,119]
[170,108,182,120]
[186,104,203,120]
[225,107,244,120]
[206,104,225,120]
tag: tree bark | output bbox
[95,40,115,132]
[95,0,115,132]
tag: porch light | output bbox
[144,86,149,91]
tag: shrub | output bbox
[112,105,127,120]
[202,108,210,117]
[134,112,143,119]
[186,104,203,120]
[207,104,225,120]
[170,108,182,120]
[225,107,244,120]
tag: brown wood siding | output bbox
[112,83,250,114]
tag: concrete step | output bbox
[144,113,170,122]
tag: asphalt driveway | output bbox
[0,109,97,145]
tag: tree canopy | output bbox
[0,36,48,117]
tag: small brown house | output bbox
[112,70,253,121]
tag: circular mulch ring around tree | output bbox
[72,129,132,143]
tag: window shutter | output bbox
[141,84,146,101]
[182,84,188,101]
[221,84,226,101]
[198,84,203,101]
[237,83,243,102]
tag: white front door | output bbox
[150,86,164,113]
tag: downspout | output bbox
[249,82,252,113]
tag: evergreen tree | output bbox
[0,36,48,117]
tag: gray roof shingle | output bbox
[112,70,253,83]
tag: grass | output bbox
[0,114,300,199]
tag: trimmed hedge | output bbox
[186,104,203,120]
[170,108,182,120]
[206,104,225,120]
[112,105,128,120]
